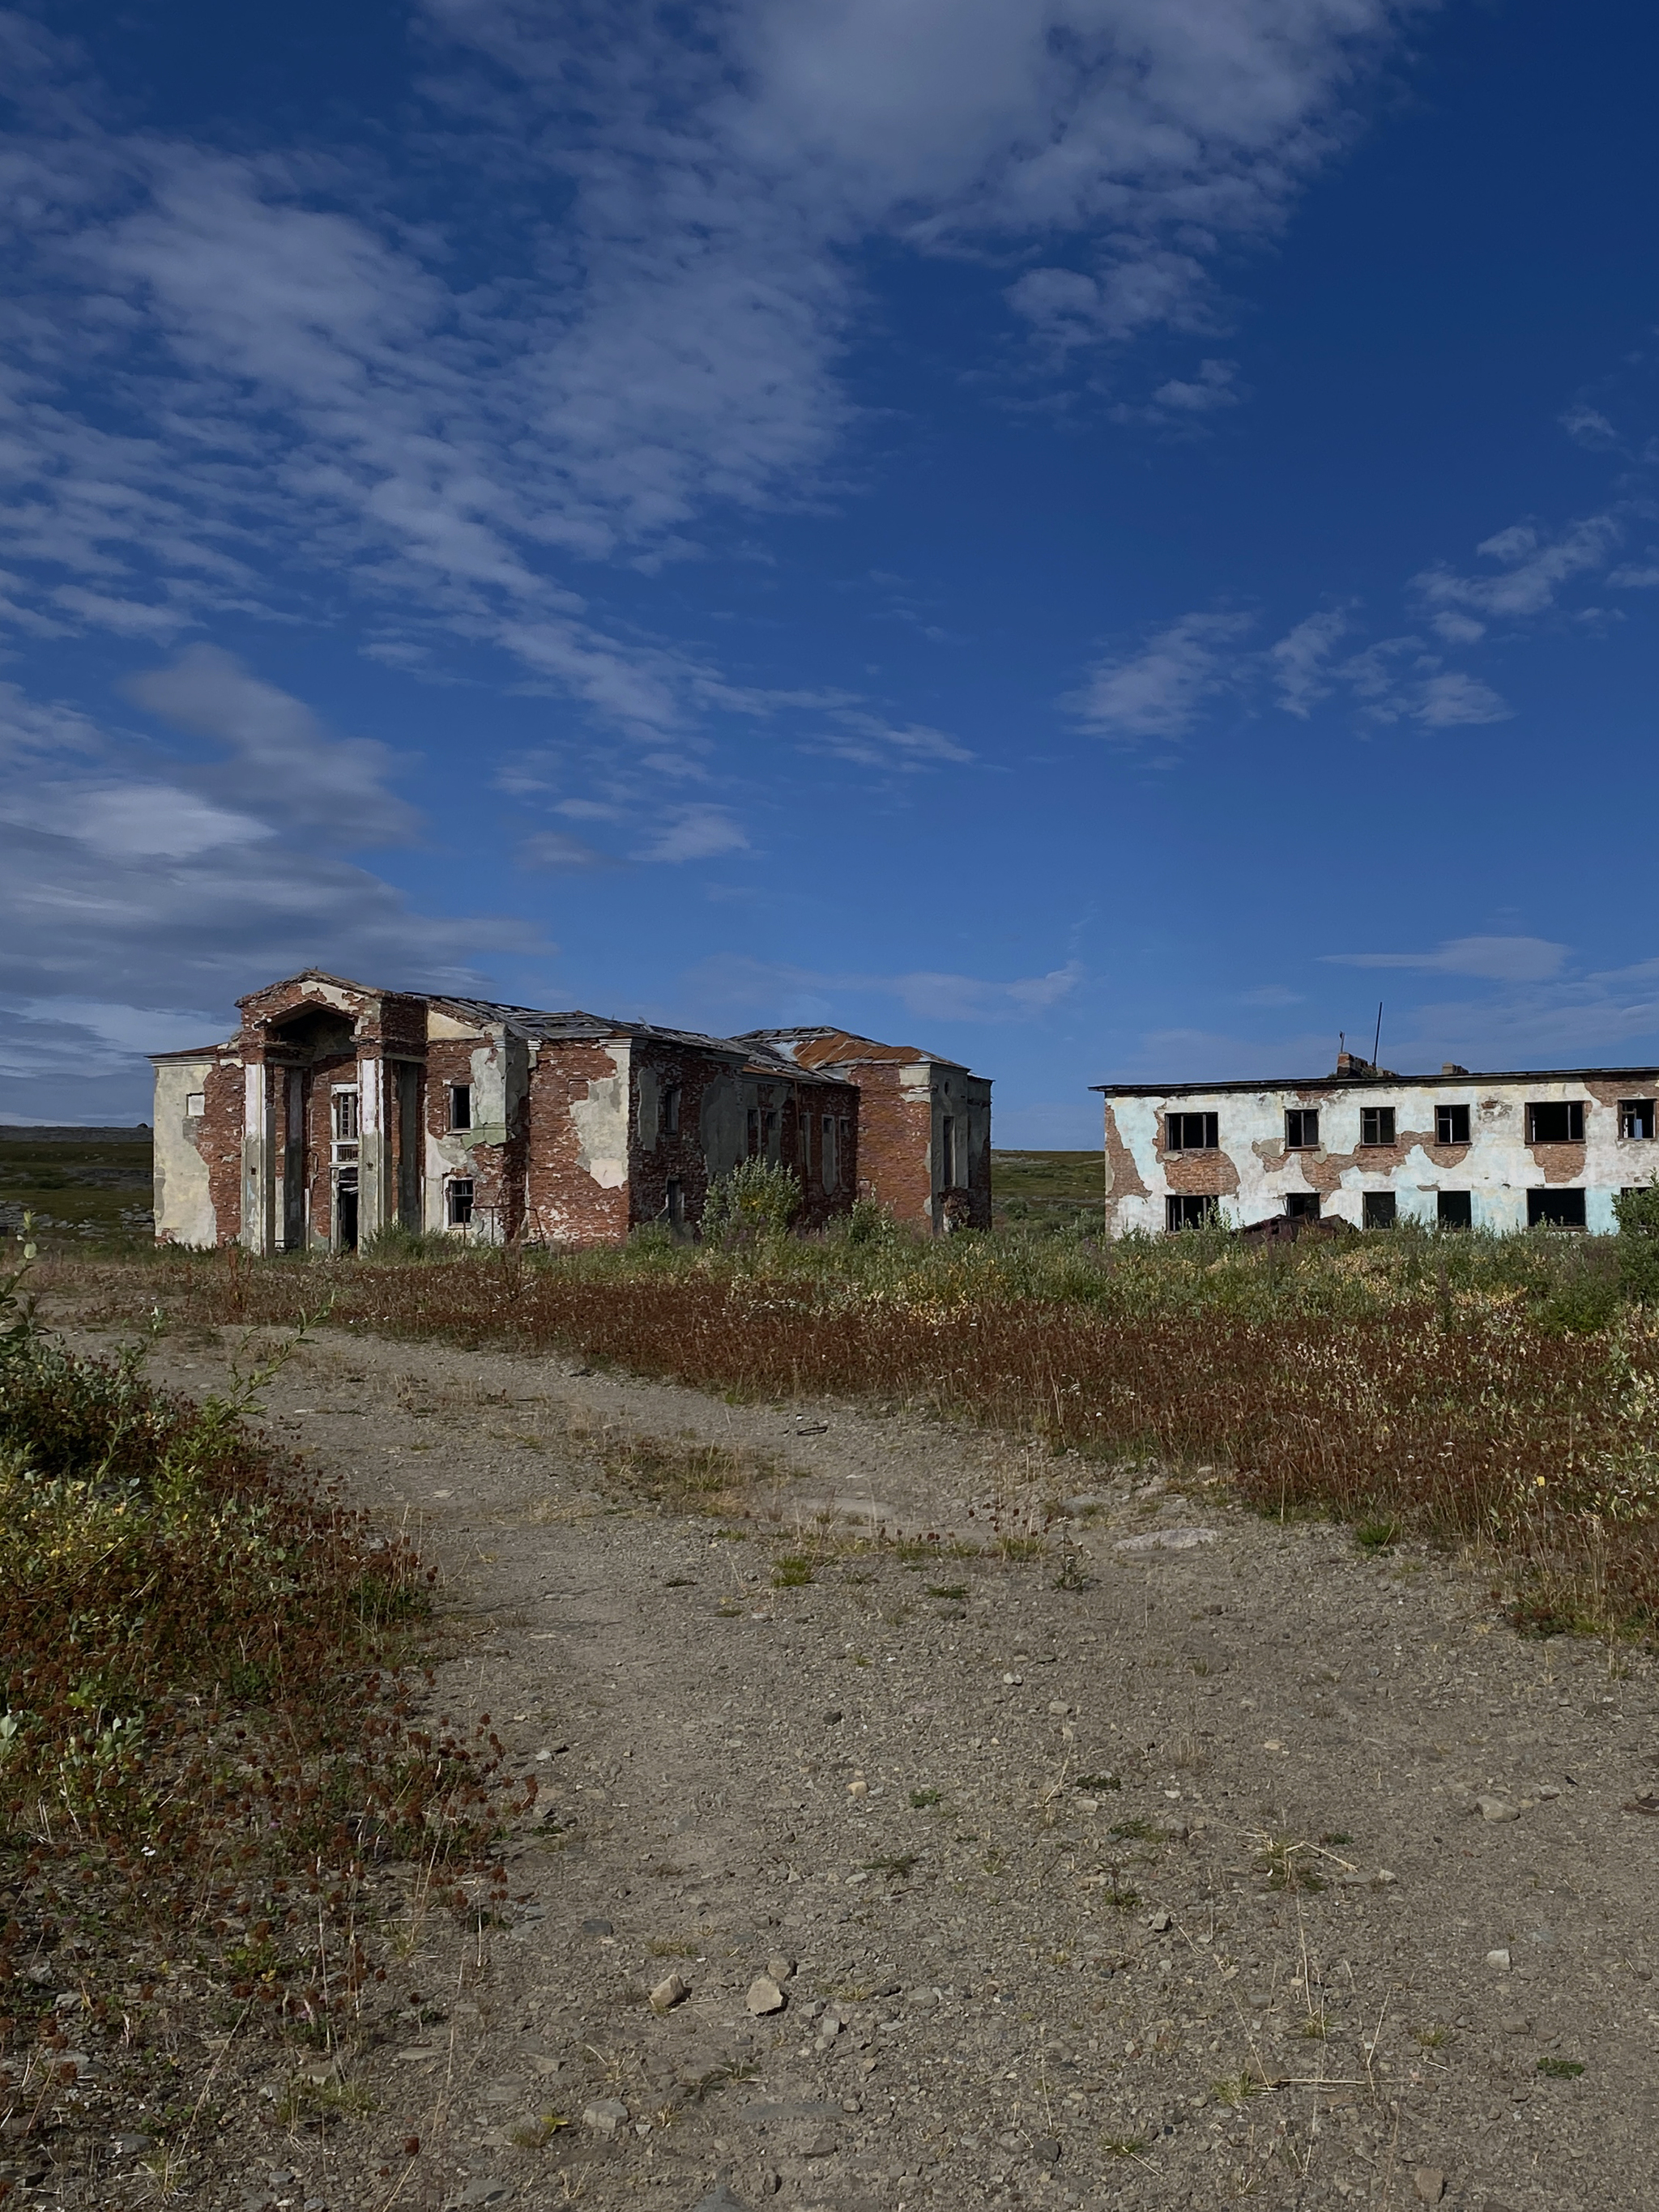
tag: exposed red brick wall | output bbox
[524,1041,631,1246]
[851,1063,935,1227]
[629,1044,744,1233]
[199,1056,245,1245]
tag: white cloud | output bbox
[0,781,272,859]
[1323,935,1568,984]
[124,646,420,842]
[1071,610,1253,740]
[518,829,619,872]
[1412,514,1621,625]
[807,710,973,769]
[1609,558,1659,589]
[684,951,1085,1028]
[1333,637,1508,726]
[1559,403,1617,450]
[634,805,750,863]
[1266,606,1350,716]
[0,0,1426,755]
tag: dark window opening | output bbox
[940,1114,957,1190]
[663,1085,681,1136]
[1528,1187,1586,1229]
[822,1114,838,1192]
[746,1106,761,1157]
[1436,1191,1472,1230]
[1284,1191,1321,1221]
[1285,1108,1320,1150]
[335,1167,359,1252]
[1526,1101,1584,1144]
[1165,1110,1218,1152]
[1363,1191,1397,1229]
[1435,1102,1471,1146]
[1360,1106,1396,1148]
[664,1178,683,1226]
[1619,1097,1656,1140]
[447,1178,474,1227]
[450,1084,471,1132]
[1166,1195,1218,1232]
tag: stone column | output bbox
[357,1052,390,1244]
[241,1058,275,1255]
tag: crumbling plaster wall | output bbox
[151,1059,220,1247]
[525,1040,632,1245]
[423,1015,527,1241]
[1103,1076,1659,1235]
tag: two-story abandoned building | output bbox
[148,971,992,1250]
[1096,1052,1659,1236]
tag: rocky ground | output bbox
[23,1311,1659,2212]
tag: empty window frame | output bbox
[1363,1191,1397,1229]
[1285,1108,1320,1150]
[1526,1100,1585,1144]
[1619,1097,1656,1140]
[1165,1110,1218,1152]
[939,1114,957,1191]
[1529,1187,1586,1229]
[184,1090,205,1119]
[1436,1191,1473,1230]
[1166,1194,1218,1232]
[746,1106,761,1157]
[446,1177,474,1227]
[1435,1102,1471,1145]
[821,1113,838,1192]
[449,1083,471,1132]
[331,1088,360,1143]
[664,1178,683,1226]
[1284,1191,1321,1221]
[662,1085,682,1136]
[1359,1106,1396,1148]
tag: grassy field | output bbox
[39,1199,1659,1642]
[0,1123,154,1239]
[989,1147,1102,1228]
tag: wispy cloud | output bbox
[1411,514,1622,633]
[634,806,749,864]
[685,952,1085,1030]
[1071,611,1253,741]
[1323,935,1568,983]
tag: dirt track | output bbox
[58,1316,1659,2212]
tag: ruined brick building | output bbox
[149,972,992,1250]
[1098,1051,1659,1236]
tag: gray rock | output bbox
[450,2184,509,2210]
[766,1954,796,1984]
[111,2134,151,2157]
[1485,1948,1512,1971]
[1475,1796,1519,1822]
[1115,1528,1218,1554]
[650,1971,690,2010]
[582,2097,629,2135]
[693,2188,750,2212]
[581,1916,614,1935]
[1412,2170,1445,2206]
[748,1975,787,2015]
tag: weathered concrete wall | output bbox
[151,1059,220,1246]
[1101,1073,1659,1235]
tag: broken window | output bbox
[450,1084,471,1132]
[822,1114,838,1192]
[1618,1098,1656,1140]
[331,1089,360,1143]
[1436,1191,1472,1230]
[1285,1109,1320,1150]
[1528,1187,1586,1229]
[764,1109,780,1160]
[184,1091,205,1119]
[1284,1191,1321,1220]
[1435,1102,1471,1146]
[940,1115,957,1189]
[1526,1101,1584,1144]
[446,1178,474,1227]
[1165,1111,1218,1152]
[664,1178,683,1226]
[1359,1106,1396,1147]
[1165,1195,1218,1232]
[1363,1191,1397,1229]
[746,1106,761,1157]
[663,1085,681,1136]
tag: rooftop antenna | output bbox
[1372,1000,1384,1070]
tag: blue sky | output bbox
[3,0,1658,1140]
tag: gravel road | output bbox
[57,1319,1659,2212]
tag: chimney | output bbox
[1441,1062,1469,1076]
[1334,1050,1371,1077]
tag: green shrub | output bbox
[1615,1183,1659,1306]
[701,1157,802,1245]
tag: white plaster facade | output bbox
[1097,1060,1659,1236]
